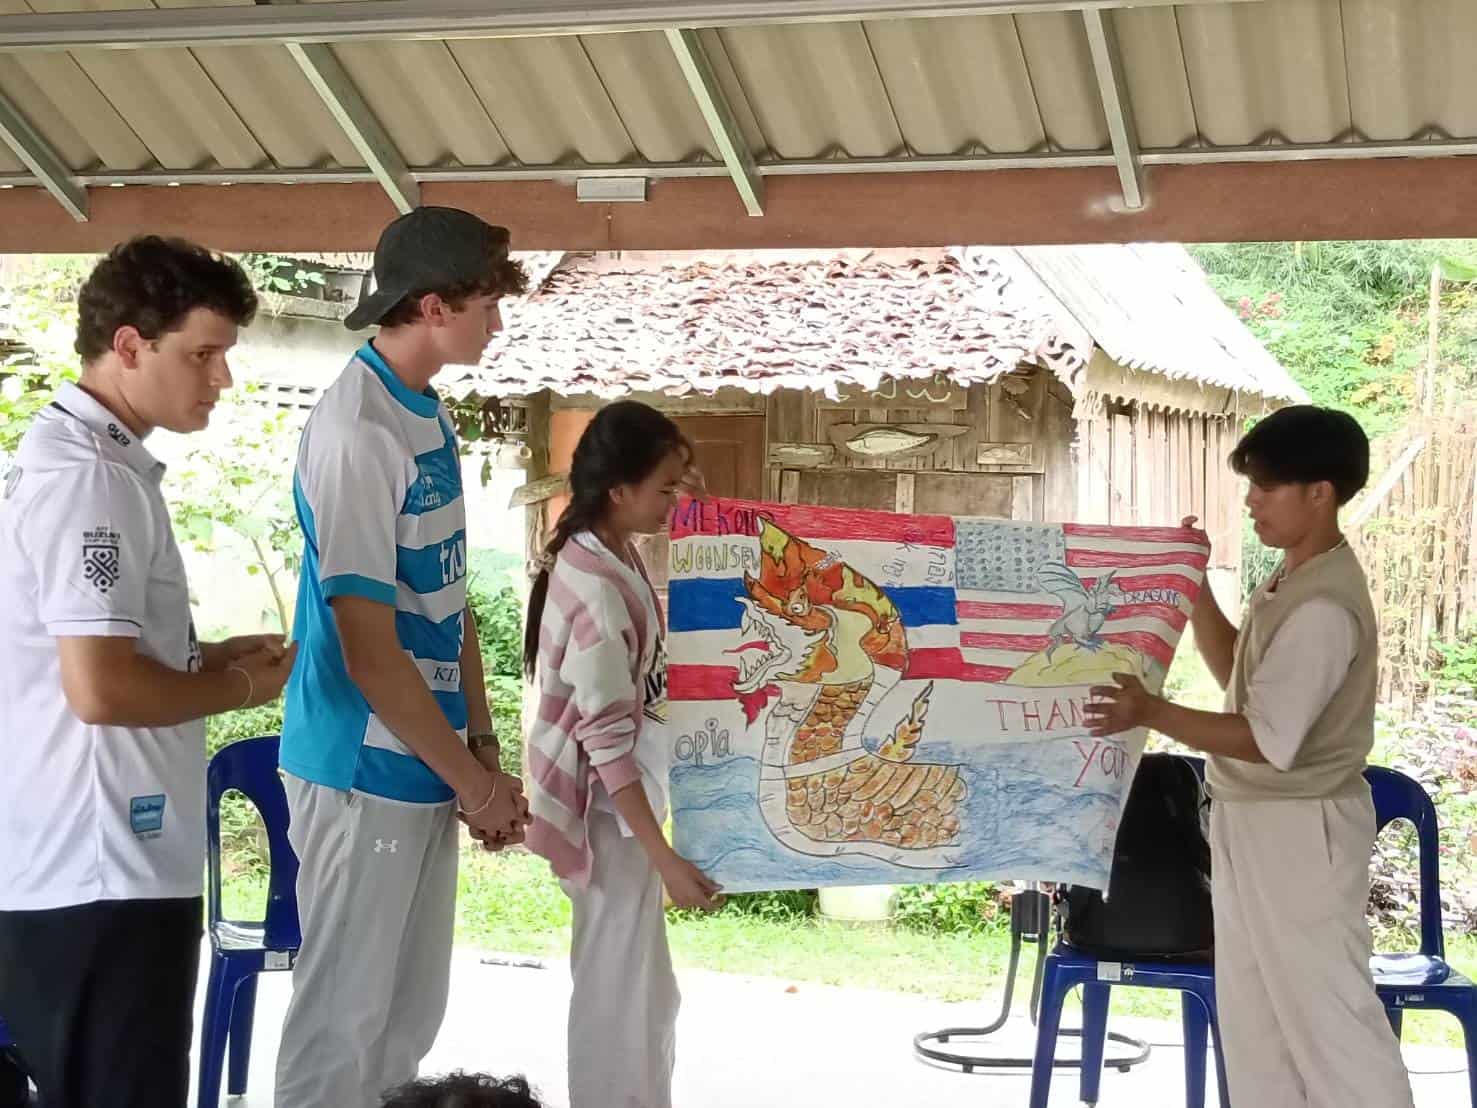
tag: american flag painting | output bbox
[948,521,1207,683]
[665,497,1209,893]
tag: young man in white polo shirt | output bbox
[275,207,531,1108]
[0,237,298,1108]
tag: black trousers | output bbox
[0,897,202,1108]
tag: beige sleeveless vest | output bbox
[1206,543,1378,801]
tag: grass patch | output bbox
[224,846,1477,1050]
[221,871,268,922]
[455,846,570,957]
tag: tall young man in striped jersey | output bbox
[275,208,530,1108]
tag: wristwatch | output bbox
[468,732,500,754]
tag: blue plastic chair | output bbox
[1034,759,1477,1108]
[197,736,301,1108]
[1366,764,1477,1108]
[1029,752,1226,1107]
[1031,953,1227,1108]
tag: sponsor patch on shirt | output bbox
[129,793,166,836]
[82,526,122,593]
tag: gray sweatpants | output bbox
[562,811,680,1108]
[274,774,459,1108]
[1212,791,1415,1108]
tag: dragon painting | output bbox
[727,517,966,868]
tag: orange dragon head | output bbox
[731,518,908,700]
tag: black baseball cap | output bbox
[346,206,512,331]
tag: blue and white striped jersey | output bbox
[280,342,467,803]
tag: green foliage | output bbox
[1435,638,1477,694]
[467,576,524,680]
[466,563,526,774]
[1368,690,1477,937]
[0,360,74,460]
[217,790,272,884]
[716,889,818,922]
[169,395,302,632]
[893,880,1006,934]
[485,675,524,778]
[1191,240,1477,437]
[468,547,522,590]
[1240,513,1283,602]
[1193,241,1477,604]
[0,257,91,458]
[206,703,286,757]
[678,884,1005,931]
[205,706,285,884]
[455,848,571,947]
[238,254,329,297]
[1160,630,1223,715]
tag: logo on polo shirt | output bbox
[82,527,122,592]
[374,839,398,854]
[129,794,166,836]
[107,422,131,447]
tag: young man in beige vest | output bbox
[1086,405,1414,1107]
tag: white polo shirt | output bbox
[0,383,205,911]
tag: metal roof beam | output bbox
[1082,8,1142,210]
[0,91,85,220]
[283,40,419,213]
[0,0,1261,52]
[665,28,762,216]
[4,137,1477,195]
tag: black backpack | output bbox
[1056,752,1213,960]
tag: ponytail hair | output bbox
[523,400,691,679]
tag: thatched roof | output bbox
[447,245,1304,413]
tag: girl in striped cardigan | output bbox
[522,401,722,1108]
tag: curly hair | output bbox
[74,236,258,363]
[380,1072,544,1108]
[377,256,531,328]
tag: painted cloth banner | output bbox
[666,497,1209,893]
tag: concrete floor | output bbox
[192,946,1471,1108]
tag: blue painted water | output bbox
[671,738,1122,893]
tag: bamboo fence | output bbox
[1350,398,1477,708]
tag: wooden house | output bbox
[446,245,1305,609]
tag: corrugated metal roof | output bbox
[449,243,1303,407]
[0,0,1474,208]
[999,243,1307,403]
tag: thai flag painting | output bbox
[665,496,1209,894]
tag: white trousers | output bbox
[563,812,680,1108]
[1211,791,1415,1108]
[274,774,459,1108]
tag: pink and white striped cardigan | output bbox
[524,535,663,886]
